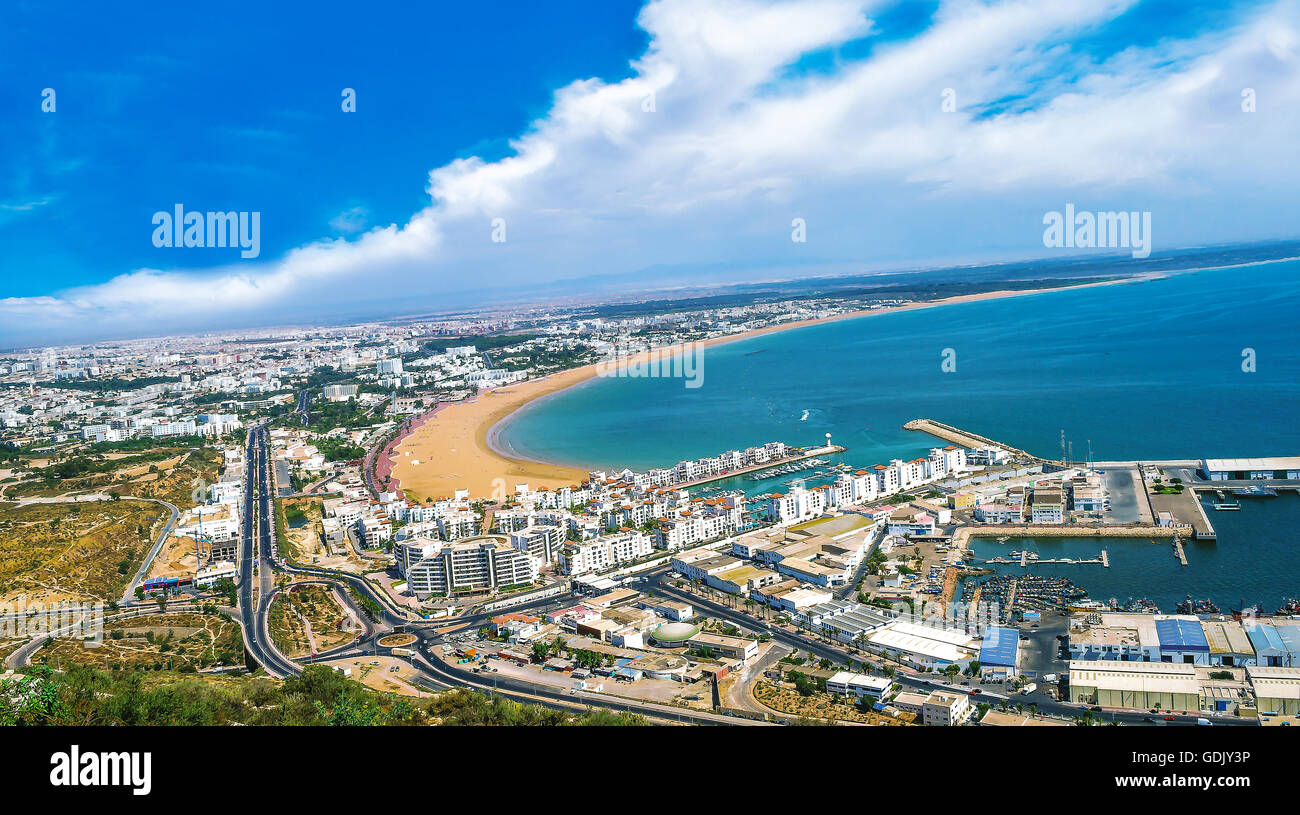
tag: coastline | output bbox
[389,273,1161,500]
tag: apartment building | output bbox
[404,536,539,597]
[558,531,653,575]
[509,523,565,566]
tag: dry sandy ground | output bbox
[389,277,1156,500]
[325,655,429,697]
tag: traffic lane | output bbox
[411,641,766,726]
[645,578,1105,721]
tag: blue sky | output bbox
[2,0,1297,347]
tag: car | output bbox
[968,689,980,696]
[1090,706,1103,712]
[1142,716,1156,723]
[1163,715,1176,721]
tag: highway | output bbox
[234,426,732,722]
[230,425,1258,726]
[237,425,300,677]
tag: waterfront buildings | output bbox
[1200,457,1300,481]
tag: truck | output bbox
[1020,683,1037,695]
[391,647,414,657]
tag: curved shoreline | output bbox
[390,273,1162,500]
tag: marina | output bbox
[963,491,1300,613]
[742,456,832,481]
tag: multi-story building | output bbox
[404,536,539,597]
[558,531,653,575]
[921,690,971,726]
[509,523,564,566]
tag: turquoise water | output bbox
[501,261,1299,469]
[498,259,1300,606]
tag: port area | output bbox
[905,419,1299,544]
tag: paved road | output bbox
[237,425,299,678]
[120,498,181,605]
[644,569,1255,727]
[1099,466,1144,524]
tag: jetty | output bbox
[985,554,1105,566]
[1173,536,1188,566]
[903,419,1045,463]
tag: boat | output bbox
[1212,501,1240,511]
[1230,599,1266,619]
[1175,595,1221,615]
[995,536,1010,543]
[1276,598,1300,616]
[1118,597,1161,614]
[1232,486,1278,497]
[1067,599,1107,612]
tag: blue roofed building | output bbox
[978,625,1021,679]
[1246,621,1300,667]
[1155,617,1210,665]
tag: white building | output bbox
[921,690,971,726]
[195,560,237,588]
[558,531,653,575]
[827,671,894,700]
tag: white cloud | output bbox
[5,0,1299,345]
[328,206,370,234]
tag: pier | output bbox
[673,444,846,491]
[1143,473,1217,540]
[903,419,1045,462]
[985,554,1106,566]
[1173,536,1188,566]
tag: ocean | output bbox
[497,258,1300,608]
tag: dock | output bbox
[1100,549,1109,568]
[1145,476,1217,541]
[1173,537,1188,566]
[673,444,846,490]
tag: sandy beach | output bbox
[388,274,1157,501]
